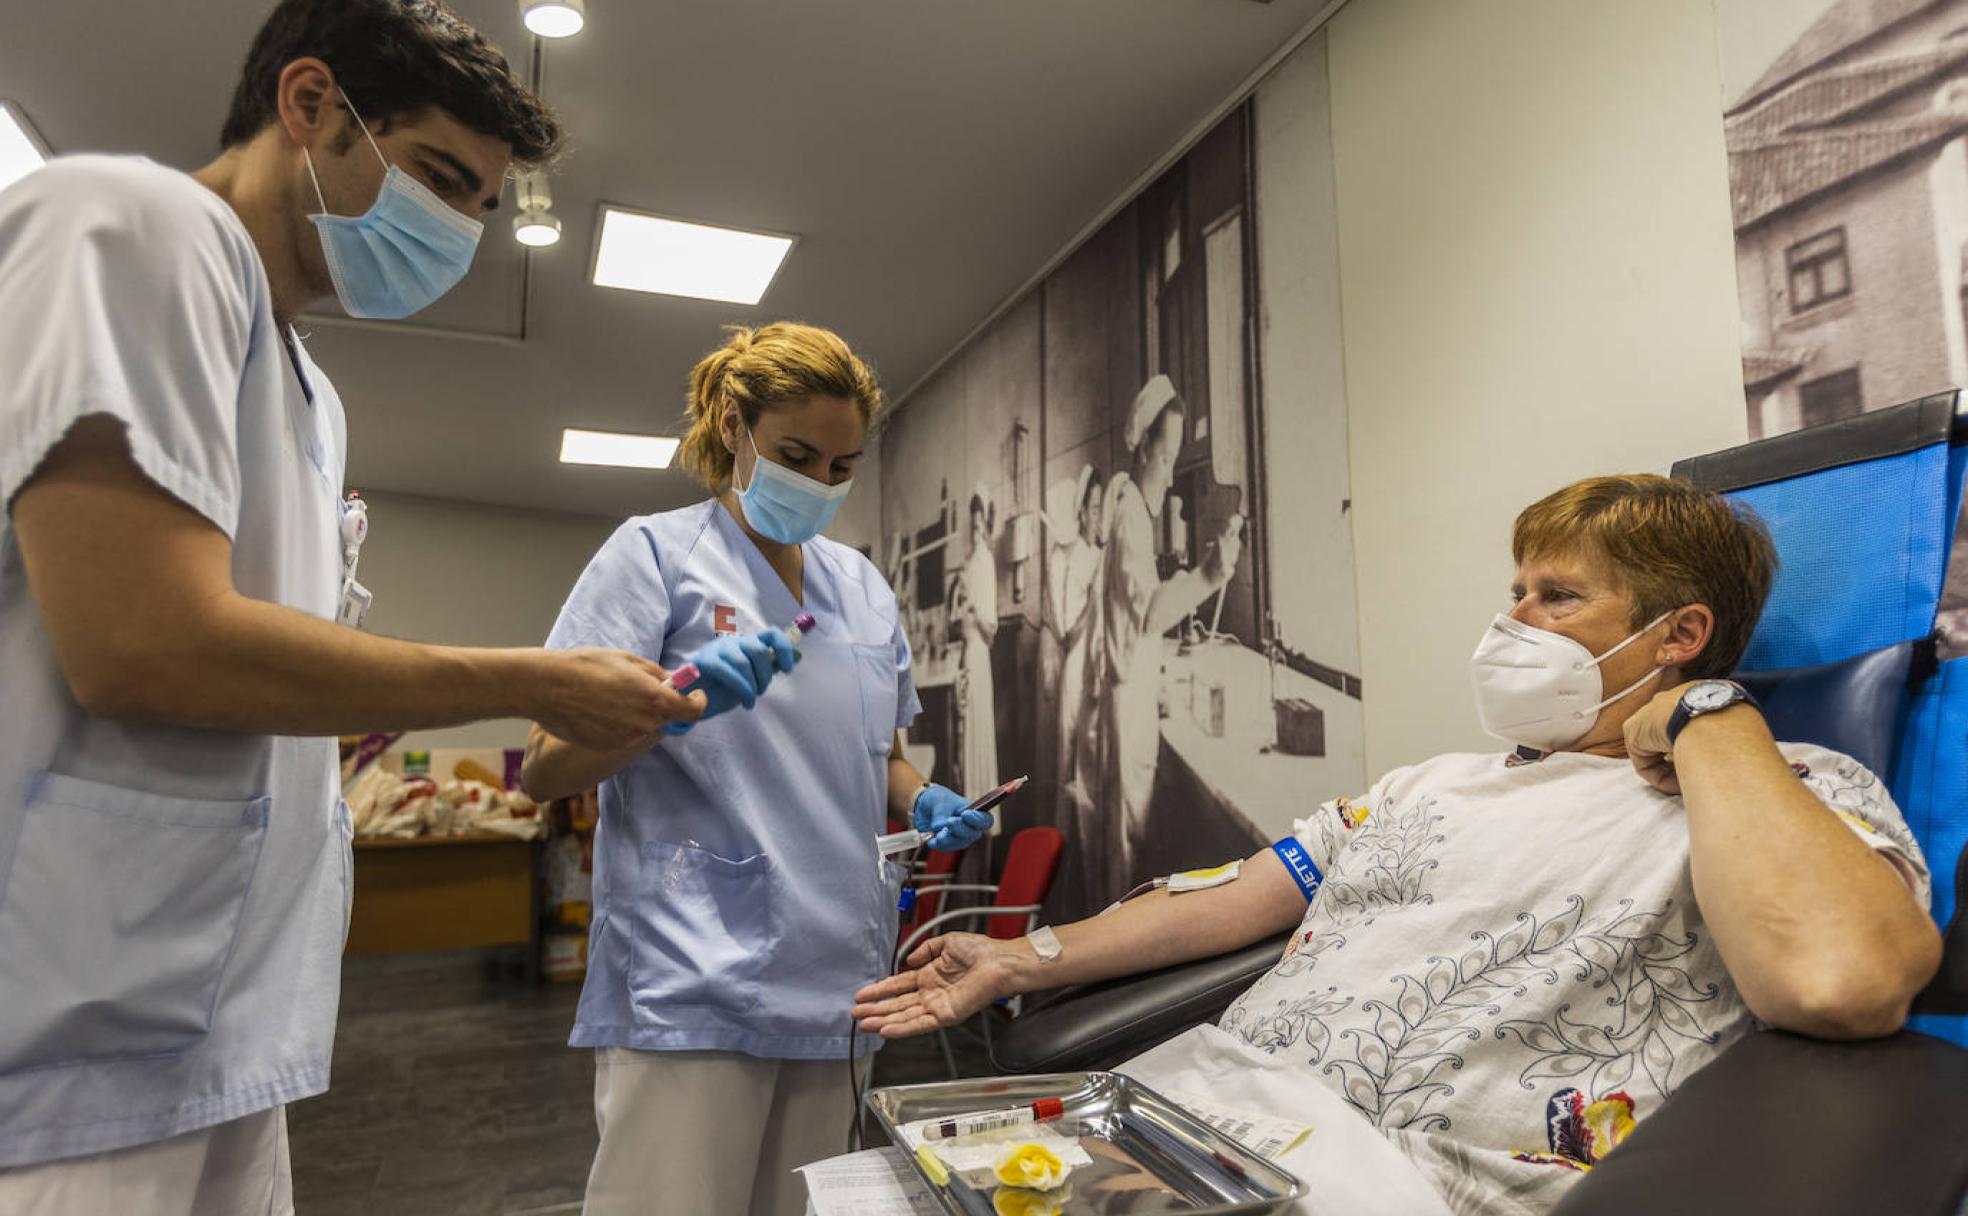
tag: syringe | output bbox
[667,611,817,692]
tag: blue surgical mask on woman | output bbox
[734,427,852,544]
[303,93,483,320]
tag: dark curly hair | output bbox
[220,0,562,166]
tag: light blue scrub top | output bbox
[546,501,921,1058]
[0,158,350,1166]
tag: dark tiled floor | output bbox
[289,949,993,1215]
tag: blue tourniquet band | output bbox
[1271,837,1324,902]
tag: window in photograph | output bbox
[1203,209,1248,470]
[1786,228,1851,313]
[1798,367,1863,429]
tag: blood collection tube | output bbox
[922,1098,1067,1141]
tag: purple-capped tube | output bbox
[788,611,818,646]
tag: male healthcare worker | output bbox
[523,322,997,1216]
[0,4,702,1212]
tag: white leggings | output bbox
[0,1107,291,1216]
[584,1047,869,1216]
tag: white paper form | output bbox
[1165,1090,1313,1159]
[799,1147,937,1216]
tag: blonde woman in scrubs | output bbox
[522,324,994,1216]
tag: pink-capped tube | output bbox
[668,613,818,693]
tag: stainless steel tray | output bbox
[865,1071,1308,1215]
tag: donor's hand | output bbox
[852,933,1008,1038]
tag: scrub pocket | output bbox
[0,772,269,1074]
[852,642,900,755]
[629,840,772,1023]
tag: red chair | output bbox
[893,827,1064,964]
[891,827,1064,1077]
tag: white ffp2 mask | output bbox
[1468,610,1673,752]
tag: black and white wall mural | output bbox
[857,32,1363,919]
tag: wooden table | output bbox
[347,832,542,975]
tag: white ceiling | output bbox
[1,0,1330,518]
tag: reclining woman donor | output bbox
[852,473,1941,1216]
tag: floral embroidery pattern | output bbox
[1492,898,1721,1100]
[1233,894,1725,1135]
[1223,983,1355,1058]
[1510,1088,1638,1172]
[1318,796,1447,926]
[1806,755,1924,863]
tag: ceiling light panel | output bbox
[559,427,679,470]
[0,101,50,194]
[590,206,794,306]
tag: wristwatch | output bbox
[1665,680,1758,745]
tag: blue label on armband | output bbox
[1271,837,1323,902]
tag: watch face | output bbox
[1685,682,1737,712]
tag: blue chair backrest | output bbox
[1673,392,1968,1044]
[1732,642,1916,782]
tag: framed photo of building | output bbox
[1716,0,1968,440]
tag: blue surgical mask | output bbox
[735,427,852,544]
[304,95,483,319]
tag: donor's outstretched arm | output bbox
[852,845,1307,1040]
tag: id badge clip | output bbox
[339,578,373,630]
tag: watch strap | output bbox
[1666,680,1757,746]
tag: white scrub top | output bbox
[546,501,921,1058]
[1096,474,1161,819]
[0,157,350,1167]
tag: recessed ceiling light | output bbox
[0,100,50,194]
[520,0,585,38]
[590,206,794,306]
[559,427,679,470]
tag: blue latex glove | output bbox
[664,628,799,735]
[913,783,993,851]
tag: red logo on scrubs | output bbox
[713,605,739,635]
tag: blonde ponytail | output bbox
[676,322,883,489]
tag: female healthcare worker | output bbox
[521,323,994,1216]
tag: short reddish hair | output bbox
[1513,474,1778,680]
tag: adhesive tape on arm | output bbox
[1167,860,1242,893]
[1027,926,1062,961]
